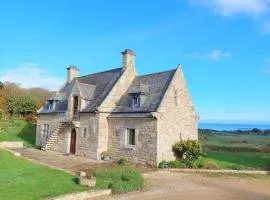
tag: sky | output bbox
[0,0,270,124]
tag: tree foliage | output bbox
[172,140,201,161]
[0,81,4,89]
[0,81,52,118]
[8,93,37,116]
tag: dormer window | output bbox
[132,96,140,108]
[48,102,53,111]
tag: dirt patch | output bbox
[92,171,270,200]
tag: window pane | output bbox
[127,129,135,146]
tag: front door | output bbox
[70,129,76,154]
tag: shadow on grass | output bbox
[72,177,79,184]
[18,121,36,146]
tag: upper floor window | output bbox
[83,127,87,138]
[132,96,140,108]
[73,96,79,116]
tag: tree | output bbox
[0,81,4,89]
[8,92,37,116]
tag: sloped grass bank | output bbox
[0,149,88,200]
[0,119,36,147]
[95,166,144,193]
[159,151,270,170]
[204,151,270,169]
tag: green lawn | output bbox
[0,119,36,147]
[95,166,144,193]
[0,149,88,200]
[200,151,270,169]
[199,132,270,169]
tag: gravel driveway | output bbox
[93,171,270,200]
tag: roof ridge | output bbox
[77,67,122,79]
[137,68,176,78]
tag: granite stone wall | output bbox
[108,117,157,166]
[156,67,198,163]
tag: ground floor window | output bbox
[126,128,135,146]
[42,124,50,145]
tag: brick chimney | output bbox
[121,49,136,72]
[67,65,79,83]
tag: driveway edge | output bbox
[167,168,269,174]
[46,189,112,200]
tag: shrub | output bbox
[101,151,110,157]
[158,160,169,169]
[203,161,220,170]
[95,166,144,193]
[172,140,201,160]
[158,160,188,169]
[118,157,129,166]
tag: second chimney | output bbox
[67,65,79,83]
[121,49,136,72]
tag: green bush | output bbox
[95,166,144,193]
[172,140,201,161]
[158,160,169,169]
[158,160,189,169]
[203,161,220,170]
[118,157,128,166]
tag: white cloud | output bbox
[0,63,63,90]
[188,0,270,34]
[192,49,231,61]
[193,0,270,16]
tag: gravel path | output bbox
[93,171,270,200]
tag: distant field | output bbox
[0,119,36,147]
[199,132,270,170]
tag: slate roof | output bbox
[39,67,176,114]
[112,69,176,112]
[39,68,122,113]
[78,68,122,112]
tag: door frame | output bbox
[69,128,76,154]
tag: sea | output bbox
[199,123,270,131]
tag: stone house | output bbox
[36,49,198,166]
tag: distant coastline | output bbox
[199,123,270,131]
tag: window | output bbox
[73,96,79,116]
[83,127,87,138]
[43,124,50,140]
[126,128,135,146]
[132,96,140,108]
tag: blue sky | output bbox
[0,0,270,124]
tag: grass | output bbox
[199,132,270,170]
[0,119,36,147]
[0,149,88,200]
[201,151,270,169]
[95,166,144,194]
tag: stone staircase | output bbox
[41,122,67,151]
